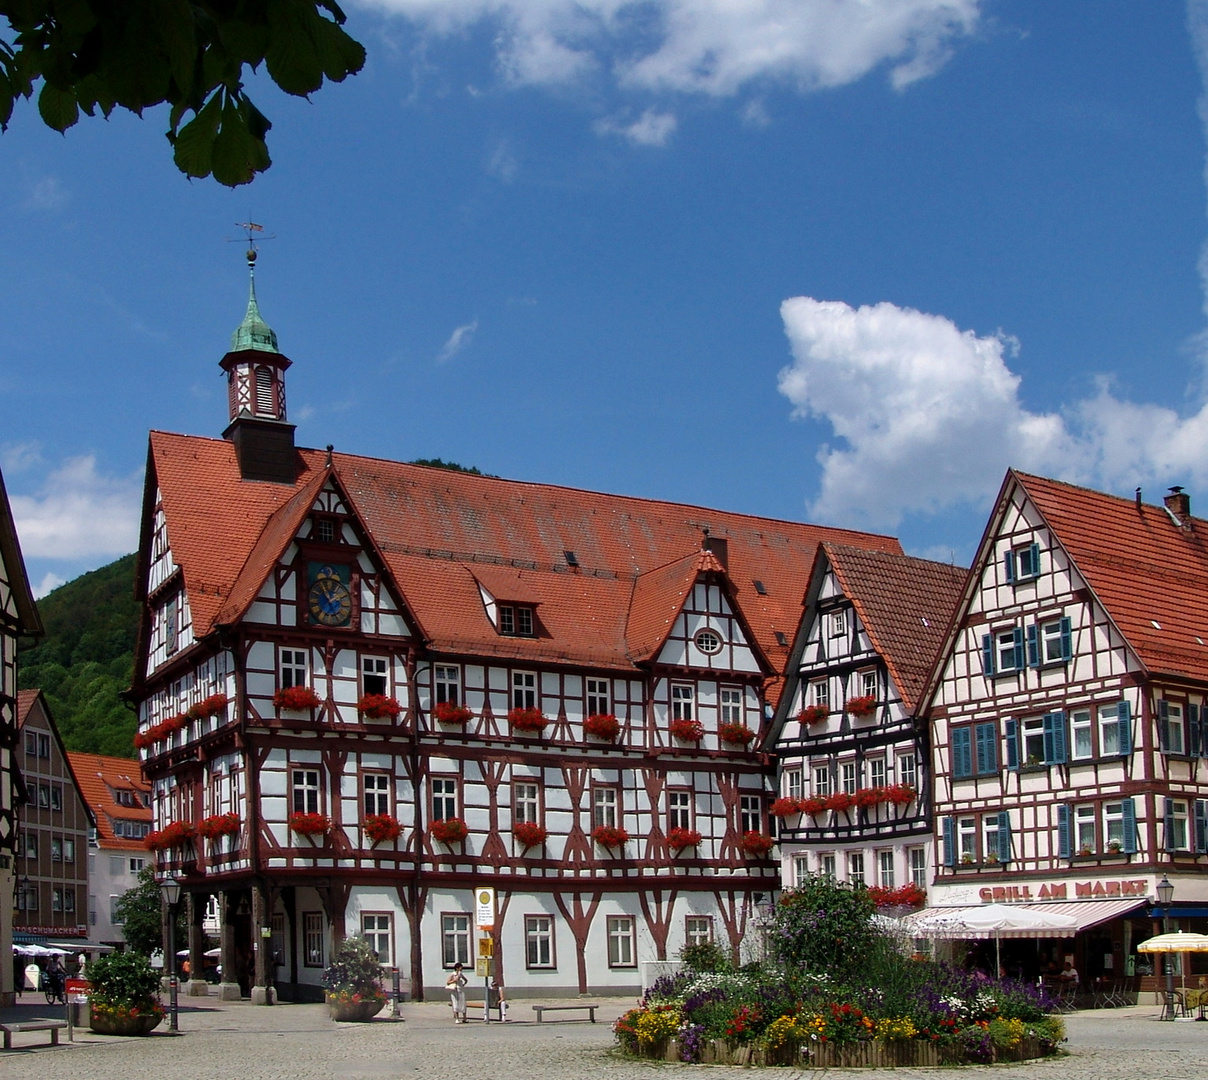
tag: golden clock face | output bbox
[308,566,352,626]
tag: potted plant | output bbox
[363,814,402,845]
[1107,838,1123,853]
[669,718,705,743]
[508,706,548,734]
[666,826,701,853]
[584,713,620,741]
[739,830,775,857]
[433,700,473,725]
[288,812,331,840]
[88,952,165,1035]
[513,821,547,850]
[357,693,402,720]
[718,722,755,747]
[322,937,387,1022]
[845,694,876,718]
[1077,845,1092,857]
[431,817,468,844]
[960,853,975,865]
[798,704,829,726]
[197,813,240,840]
[274,685,322,711]
[592,824,629,851]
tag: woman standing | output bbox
[446,962,468,1023]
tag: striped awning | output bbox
[902,897,1146,939]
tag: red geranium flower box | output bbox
[770,796,807,818]
[197,813,240,839]
[825,792,855,813]
[274,686,322,711]
[160,821,196,847]
[669,718,704,743]
[740,830,775,857]
[507,707,547,733]
[798,704,829,725]
[357,694,402,720]
[288,812,331,836]
[363,814,403,844]
[884,783,916,806]
[867,883,926,909]
[718,722,755,747]
[187,693,229,721]
[666,827,701,852]
[431,817,468,844]
[143,830,166,851]
[853,788,881,809]
[800,797,828,815]
[584,713,620,741]
[592,825,629,850]
[433,700,473,725]
[845,694,876,718]
[513,821,547,849]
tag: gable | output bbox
[655,580,762,673]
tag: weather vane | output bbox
[229,220,276,268]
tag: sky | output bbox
[3,2,1208,597]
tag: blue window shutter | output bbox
[1012,627,1025,670]
[1059,616,1072,661]
[1122,798,1137,854]
[1118,700,1132,756]
[1165,797,1176,852]
[1057,804,1071,859]
[1190,704,1202,758]
[982,634,994,677]
[1028,542,1041,577]
[1026,624,1039,668]
[1005,719,1019,769]
[1158,699,1170,753]
[1003,550,1016,584]
[1043,711,1067,764]
[1196,801,1208,855]
[942,817,955,867]
[952,728,973,779]
[997,811,1011,863]
[975,722,997,775]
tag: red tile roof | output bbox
[143,431,903,699]
[65,752,151,852]
[823,544,968,713]
[1015,472,1208,682]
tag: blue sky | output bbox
[3,2,1208,595]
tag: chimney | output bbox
[703,536,729,569]
[1165,486,1190,522]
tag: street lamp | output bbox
[1156,875,1175,1012]
[159,874,182,1032]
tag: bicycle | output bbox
[43,973,66,1006]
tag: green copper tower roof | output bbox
[230,249,279,354]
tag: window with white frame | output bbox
[52,887,63,912]
[739,794,762,834]
[51,837,62,861]
[909,847,927,890]
[432,777,458,821]
[63,839,75,862]
[860,670,876,698]
[607,916,636,967]
[363,772,390,816]
[668,790,692,831]
[878,850,895,888]
[280,648,307,689]
[362,657,388,696]
[671,684,694,721]
[983,814,1004,860]
[128,856,144,873]
[1168,799,1190,851]
[810,680,829,708]
[898,753,917,790]
[304,912,325,966]
[958,816,977,862]
[1162,701,1186,755]
[1070,708,1092,760]
[291,769,320,814]
[819,853,836,879]
[694,628,723,655]
[24,731,36,756]
[361,913,392,963]
[593,786,618,829]
[685,916,713,947]
[499,605,534,637]
[793,855,809,886]
[1021,717,1046,765]
[1040,617,1070,664]
[1104,802,1126,848]
[1099,703,1123,756]
[841,762,858,795]
[784,768,803,801]
[830,610,846,637]
[1074,804,1096,854]
[434,665,461,705]
[869,757,887,788]
[51,786,62,811]
[813,765,832,798]
[719,686,743,725]
[512,671,537,710]
[525,915,554,968]
[995,628,1022,673]
[514,782,540,824]
[847,851,865,886]
[586,678,609,716]
[442,914,471,967]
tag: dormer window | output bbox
[498,605,534,637]
[316,518,336,543]
[830,610,847,637]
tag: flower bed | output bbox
[431,817,468,844]
[363,814,402,844]
[592,825,629,850]
[718,722,755,747]
[740,830,775,856]
[433,700,473,725]
[667,827,701,852]
[197,813,240,839]
[274,685,322,711]
[507,707,548,733]
[798,704,829,725]
[357,693,402,720]
[288,812,331,837]
[669,718,704,743]
[845,694,876,717]
[584,713,620,741]
[513,821,547,849]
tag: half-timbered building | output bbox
[920,471,1208,989]
[769,544,965,905]
[0,468,42,1004]
[131,263,903,1002]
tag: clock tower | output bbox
[220,247,297,483]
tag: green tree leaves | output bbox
[0,0,366,185]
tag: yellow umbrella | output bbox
[1138,932,1208,995]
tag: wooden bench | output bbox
[531,1004,596,1023]
[1,1021,68,1050]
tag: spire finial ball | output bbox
[247,247,257,267]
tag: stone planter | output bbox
[327,994,386,1022]
[89,1008,163,1036]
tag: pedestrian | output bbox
[493,980,508,1023]
[446,963,468,1023]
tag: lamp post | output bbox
[160,874,182,1032]
[1157,875,1175,1014]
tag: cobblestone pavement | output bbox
[1,998,1206,1078]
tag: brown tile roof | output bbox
[143,431,904,699]
[1015,472,1208,682]
[627,550,729,664]
[824,543,968,713]
[65,752,151,851]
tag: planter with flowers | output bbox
[584,713,620,742]
[845,694,877,718]
[363,814,402,846]
[197,813,240,840]
[143,820,196,854]
[433,701,473,726]
[593,825,630,852]
[669,718,705,744]
[508,707,548,735]
[798,704,829,726]
[274,686,322,712]
[719,722,756,748]
[1107,838,1124,854]
[431,817,468,845]
[323,937,387,1022]
[187,693,229,722]
[667,827,701,853]
[770,796,807,820]
[740,830,775,857]
[288,812,331,843]
[357,694,402,721]
[513,821,547,850]
[88,952,165,1035]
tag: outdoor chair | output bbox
[1159,989,1190,1021]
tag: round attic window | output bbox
[694,628,723,655]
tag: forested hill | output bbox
[18,553,139,758]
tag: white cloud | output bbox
[8,456,142,560]
[487,140,519,181]
[777,297,1208,529]
[595,107,678,146]
[360,0,982,98]
[1,442,44,474]
[33,572,66,599]
[437,319,479,362]
[23,174,68,211]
